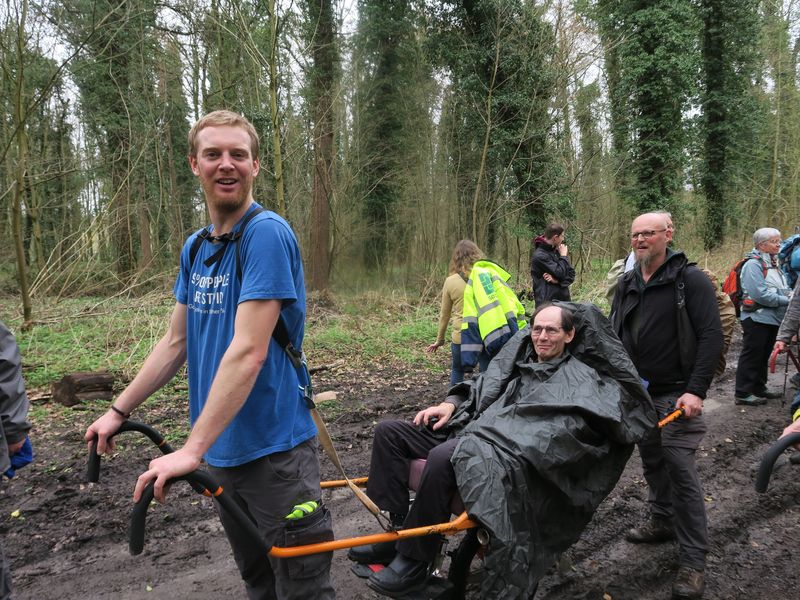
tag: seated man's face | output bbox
[531,306,575,362]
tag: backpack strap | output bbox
[273,317,304,371]
[187,206,267,272]
[188,228,212,269]
[231,206,267,280]
[675,266,697,383]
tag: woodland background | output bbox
[3,0,800,323]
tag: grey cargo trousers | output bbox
[209,438,335,600]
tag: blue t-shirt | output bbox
[174,203,316,467]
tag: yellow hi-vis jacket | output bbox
[461,260,527,370]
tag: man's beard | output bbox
[201,178,252,214]
[635,249,653,270]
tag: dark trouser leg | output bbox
[396,438,459,563]
[209,439,335,600]
[736,319,778,396]
[0,537,12,600]
[641,393,708,569]
[450,343,464,386]
[637,428,674,520]
[365,420,447,516]
[662,446,709,569]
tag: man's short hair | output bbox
[753,227,781,247]
[188,110,260,158]
[531,303,575,333]
[544,223,565,239]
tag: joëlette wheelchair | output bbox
[87,421,485,600]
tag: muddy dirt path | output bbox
[2,332,800,599]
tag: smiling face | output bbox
[531,305,575,362]
[188,125,260,215]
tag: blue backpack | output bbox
[778,233,800,288]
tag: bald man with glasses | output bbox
[611,212,723,599]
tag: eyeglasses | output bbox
[532,326,563,337]
[630,229,667,241]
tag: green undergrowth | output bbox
[0,289,446,396]
[306,290,441,368]
[2,293,175,388]
[0,243,739,397]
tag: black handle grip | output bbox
[87,420,175,484]
[129,481,156,555]
[129,470,268,557]
[87,438,101,483]
[755,432,800,493]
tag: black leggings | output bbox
[735,318,778,397]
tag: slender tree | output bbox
[428,0,564,251]
[354,0,428,270]
[699,0,760,249]
[304,0,339,290]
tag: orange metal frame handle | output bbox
[658,408,684,428]
[320,476,368,489]
[268,511,477,558]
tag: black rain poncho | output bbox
[443,302,656,598]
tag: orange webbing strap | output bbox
[310,406,392,531]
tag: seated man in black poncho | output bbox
[349,303,656,599]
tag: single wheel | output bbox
[755,432,800,492]
[447,529,481,600]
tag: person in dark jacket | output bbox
[349,304,655,598]
[611,212,724,600]
[0,321,32,600]
[530,222,575,307]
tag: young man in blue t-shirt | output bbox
[85,111,334,600]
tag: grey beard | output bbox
[635,252,652,270]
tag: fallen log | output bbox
[51,371,115,407]
[309,359,345,374]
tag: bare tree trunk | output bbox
[307,0,337,291]
[137,190,153,271]
[12,151,31,322]
[12,0,32,323]
[472,41,501,246]
[267,0,286,214]
[156,49,186,257]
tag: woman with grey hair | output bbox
[734,227,792,405]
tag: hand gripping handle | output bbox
[129,469,268,557]
[755,432,800,493]
[88,420,175,483]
